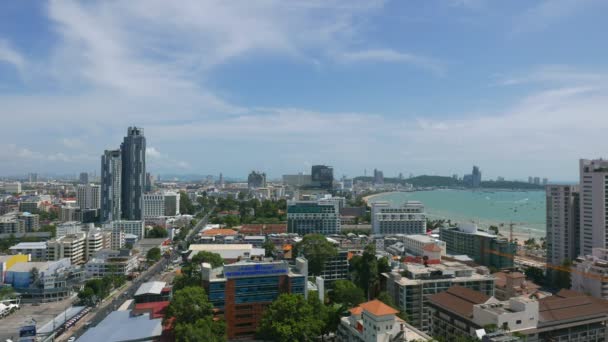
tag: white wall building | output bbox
[85,250,139,278]
[572,248,608,300]
[580,159,608,256]
[47,233,86,265]
[9,242,47,261]
[398,234,446,257]
[372,201,426,236]
[106,220,145,240]
[56,221,85,238]
[2,182,21,194]
[143,194,165,218]
[77,184,101,210]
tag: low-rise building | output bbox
[19,200,40,213]
[371,201,426,236]
[337,299,432,342]
[77,311,163,342]
[440,224,516,269]
[387,234,446,257]
[134,281,171,304]
[47,233,86,265]
[428,286,608,342]
[202,258,308,339]
[188,244,264,264]
[4,258,83,302]
[493,270,540,301]
[9,242,48,261]
[382,260,495,332]
[572,248,608,300]
[85,250,139,278]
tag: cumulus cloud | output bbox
[0,39,25,72]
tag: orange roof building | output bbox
[202,229,237,236]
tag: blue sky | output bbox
[1,0,607,181]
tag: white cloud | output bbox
[0,39,25,72]
[337,49,443,74]
[146,147,162,159]
[495,65,604,86]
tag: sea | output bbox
[368,189,546,239]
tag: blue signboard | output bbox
[224,263,288,279]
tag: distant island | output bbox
[353,175,545,190]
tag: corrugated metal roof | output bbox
[134,281,166,297]
[77,311,162,342]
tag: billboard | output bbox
[224,262,288,279]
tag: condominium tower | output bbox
[580,159,608,256]
[546,184,580,266]
[76,184,101,210]
[121,127,146,220]
[101,149,122,222]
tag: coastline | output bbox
[362,189,546,240]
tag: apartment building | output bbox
[580,159,608,256]
[47,233,86,265]
[287,200,340,235]
[440,224,516,269]
[202,259,308,339]
[85,250,139,278]
[9,242,47,261]
[572,248,608,300]
[371,201,426,235]
[546,184,580,267]
[382,260,495,332]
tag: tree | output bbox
[174,318,225,342]
[329,280,365,307]
[350,244,379,298]
[376,291,396,309]
[295,234,337,276]
[0,286,16,300]
[166,287,225,341]
[180,191,195,215]
[524,266,545,286]
[488,225,499,235]
[257,294,322,342]
[263,239,276,257]
[307,293,341,340]
[166,287,214,324]
[146,247,162,263]
[191,251,223,268]
[147,226,168,238]
[554,259,572,290]
[222,215,240,228]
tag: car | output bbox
[67,337,76,342]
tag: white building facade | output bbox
[580,159,608,256]
[372,201,426,235]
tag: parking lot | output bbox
[0,296,75,341]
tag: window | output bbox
[516,320,522,324]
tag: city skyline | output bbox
[2,1,608,179]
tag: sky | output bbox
[1,0,607,181]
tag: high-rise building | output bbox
[218,173,224,189]
[77,184,101,210]
[145,172,155,192]
[579,159,608,256]
[371,201,426,235]
[533,177,540,185]
[28,173,38,183]
[546,185,580,267]
[47,233,86,265]
[472,166,482,188]
[311,165,333,189]
[79,172,89,184]
[287,199,340,235]
[143,194,165,218]
[247,171,266,189]
[164,191,180,216]
[101,149,122,222]
[121,127,146,220]
[542,177,548,186]
[373,169,384,185]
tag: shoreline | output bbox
[362,189,546,241]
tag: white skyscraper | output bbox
[77,184,101,210]
[580,159,608,256]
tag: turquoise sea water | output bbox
[369,189,546,238]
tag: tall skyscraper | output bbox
[373,169,384,185]
[546,185,580,266]
[76,184,101,210]
[580,159,608,256]
[101,149,122,222]
[121,127,146,220]
[248,171,266,189]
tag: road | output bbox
[58,210,213,341]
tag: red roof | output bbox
[133,301,170,319]
[202,229,237,236]
[239,224,287,235]
[357,300,399,317]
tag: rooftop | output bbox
[538,289,608,324]
[359,299,399,317]
[428,285,491,318]
[134,281,167,297]
[9,241,47,249]
[202,228,237,236]
[9,261,51,272]
[77,311,162,342]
